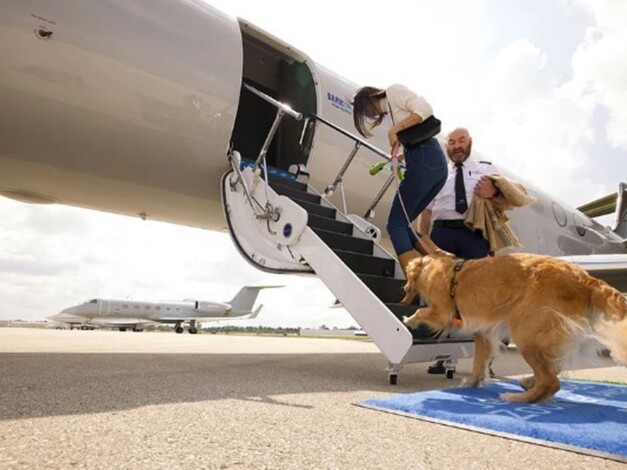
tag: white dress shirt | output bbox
[428,158,496,221]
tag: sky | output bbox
[1,0,626,327]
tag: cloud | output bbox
[570,0,627,150]
[468,38,595,202]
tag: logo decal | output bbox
[326,92,352,115]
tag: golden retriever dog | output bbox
[402,253,627,403]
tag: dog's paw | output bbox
[402,316,414,329]
[460,376,484,388]
[519,376,535,391]
[499,392,529,403]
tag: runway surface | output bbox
[1,328,625,469]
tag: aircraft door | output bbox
[99,300,110,315]
[277,61,317,169]
[232,28,316,171]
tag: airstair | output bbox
[221,85,474,384]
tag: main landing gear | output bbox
[174,321,198,334]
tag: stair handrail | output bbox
[241,83,304,223]
[311,114,400,218]
[237,85,399,223]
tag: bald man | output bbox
[419,128,500,258]
[419,128,500,374]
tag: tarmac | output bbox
[0,327,625,470]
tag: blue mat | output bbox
[359,380,627,462]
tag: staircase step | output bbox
[357,274,406,304]
[271,183,321,205]
[335,250,395,277]
[291,198,336,219]
[266,173,308,192]
[312,229,374,255]
[239,159,304,188]
[308,214,353,235]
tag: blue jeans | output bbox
[386,138,447,255]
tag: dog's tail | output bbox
[589,278,627,364]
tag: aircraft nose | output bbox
[59,306,81,317]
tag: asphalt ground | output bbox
[0,328,625,469]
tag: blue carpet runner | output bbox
[359,380,627,462]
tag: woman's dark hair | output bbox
[351,86,386,138]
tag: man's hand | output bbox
[475,176,499,198]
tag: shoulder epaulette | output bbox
[478,160,492,165]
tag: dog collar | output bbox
[449,259,466,299]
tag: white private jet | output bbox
[2,1,626,383]
[48,285,277,333]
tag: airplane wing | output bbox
[92,318,154,327]
[577,193,617,218]
[194,307,263,324]
[562,254,627,293]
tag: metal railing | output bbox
[232,83,398,224]
[311,114,399,220]
[236,84,304,223]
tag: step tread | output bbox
[311,228,374,255]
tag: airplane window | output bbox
[134,305,140,309]
[552,202,567,227]
[145,306,150,310]
[574,214,587,236]
[122,305,129,309]
[176,308,180,311]
[166,307,171,311]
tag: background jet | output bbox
[49,286,281,333]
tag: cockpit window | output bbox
[88,299,98,304]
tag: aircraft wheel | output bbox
[189,327,198,334]
[119,327,127,332]
[446,369,455,379]
[175,327,184,334]
[389,374,398,385]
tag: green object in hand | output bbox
[397,167,405,181]
[369,162,386,176]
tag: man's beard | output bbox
[449,142,472,162]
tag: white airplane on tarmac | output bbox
[1,1,626,383]
[48,286,277,333]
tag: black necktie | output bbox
[455,162,468,214]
